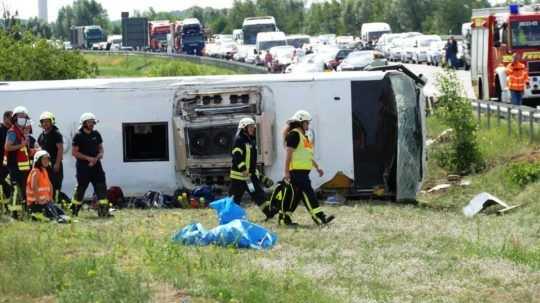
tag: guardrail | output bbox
[81,50,268,74]
[471,99,540,142]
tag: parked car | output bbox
[217,42,239,59]
[337,50,387,71]
[388,38,406,61]
[315,46,340,69]
[400,38,418,63]
[426,41,446,66]
[269,45,296,72]
[326,48,354,70]
[285,53,326,73]
[411,35,442,64]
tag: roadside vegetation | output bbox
[83,54,237,78]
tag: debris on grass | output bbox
[463,192,520,217]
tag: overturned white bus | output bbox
[0,68,426,201]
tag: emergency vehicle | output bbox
[471,4,540,102]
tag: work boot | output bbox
[97,204,113,218]
[278,213,298,226]
[315,212,335,226]
[262,206,278,221]
[71,204,82,217]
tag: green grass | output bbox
[83,53,237,78]
[1,115,540,302]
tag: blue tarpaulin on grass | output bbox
[209,197,246,225]
[171,197,277,250]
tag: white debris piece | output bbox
[463,192,519,217]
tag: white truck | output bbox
[361,23,392,44]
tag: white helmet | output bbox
[12,106,29,117]
[39,111,55,124]
[290,110,312,122]
[33,150,50,165]
[238,117,256,129]
[80,112,97,125]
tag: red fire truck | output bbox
[471,4,540,102]
[149,20,171,51]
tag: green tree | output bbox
[54,0,109,40]
[0,31,96,80]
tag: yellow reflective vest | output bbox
[289,129,313,171]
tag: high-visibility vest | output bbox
[3,126,31,171]
[230,143,252,181]
[506,62,529,92]
[26,168,52,205]
[289,129,314,171]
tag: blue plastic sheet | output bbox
[209,197,246,225]
[172,219,277,250]
[172,198,278,250]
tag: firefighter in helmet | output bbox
[4,106,33,218]
[229,117,276,219]
[71,112,111,217]
[283,110,335,226]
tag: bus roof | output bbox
[242,16,276,27]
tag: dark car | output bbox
[337,50,387,71]
[326,49,354,70]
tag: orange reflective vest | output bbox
[3,126,32,172]
[506,62,529,92]
[26,168,52,205]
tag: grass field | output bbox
[83,53,237,78]
[1,116,539,303]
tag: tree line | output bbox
[4,0,528,41]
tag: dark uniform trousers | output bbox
[47,162,63,201]
[288,170,325,224]
[73,162,107,202]
[229,175,266,207]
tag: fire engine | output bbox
[471,4,540,102]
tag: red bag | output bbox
[107,186,125,208]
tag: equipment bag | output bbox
[269,181,296,214]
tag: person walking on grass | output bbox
[282,110,335,226]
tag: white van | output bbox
[256,31,287,53]
[361,23,391,43]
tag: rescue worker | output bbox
[0,111,13,201]
[26,150,68,223]
[506,52,529,106]
[283,110,335,226]
[71,112,111,217]
[229,117,276,220]
[37,111,64,204]
[4,106,33,217]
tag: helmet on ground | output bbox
[238,117,256,129]
[33,150,50,165]
[39,111,55,124]
[12,106,29,117]
[290,110,312,122]
[80,112,97,124]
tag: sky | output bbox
[1,0,507,22]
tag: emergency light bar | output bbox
[510,4,519,15]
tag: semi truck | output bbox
[181,18,205,55]
[121,13,149,50]
[70,25,105,49]
[471,4,540,102]
[149,20,171,51]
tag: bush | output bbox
[433,69,484,174]
[0,31,96,80]
[506,162,540,187]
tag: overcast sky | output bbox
[2,0,506,22]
